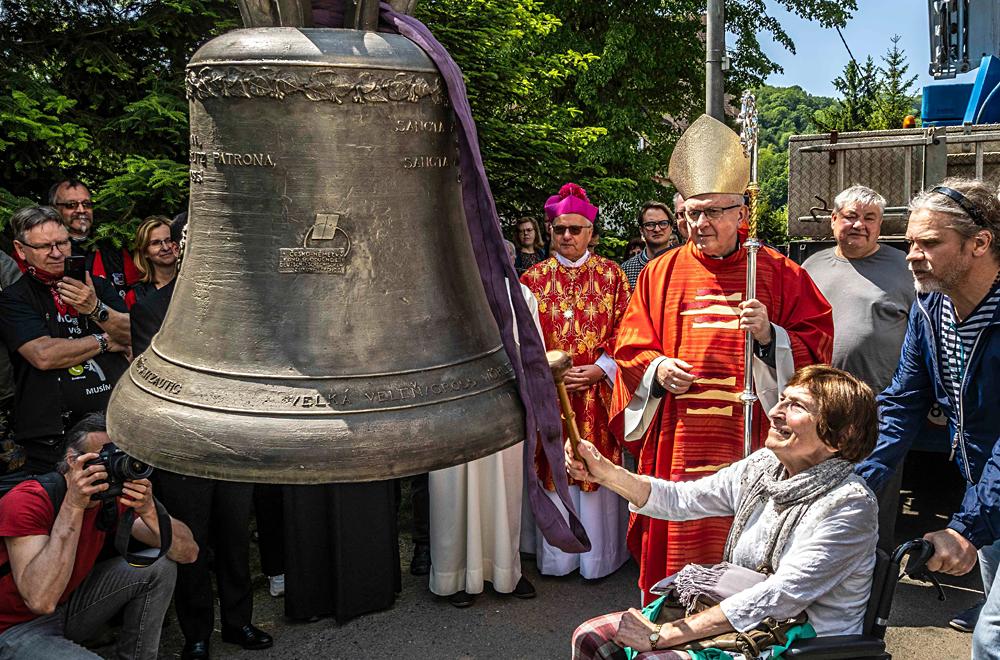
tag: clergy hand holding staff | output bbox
[608,114,834,604]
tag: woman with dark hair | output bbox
[513,216,546,274]
[570,365,879,658]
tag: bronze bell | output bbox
[105,25,525,483]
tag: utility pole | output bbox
[705,0,725,119]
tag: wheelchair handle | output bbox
[894,538,946,602]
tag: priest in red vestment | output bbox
[520,183,632,579]
[610,115,834,603]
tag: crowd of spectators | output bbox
[0,153,997,660]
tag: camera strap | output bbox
[114,496,173,567]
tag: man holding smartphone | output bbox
[0,206,130,473]
[48,179,136,300]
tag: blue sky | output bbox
[756,0,977,98]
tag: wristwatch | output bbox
[94,333,109,354]
[649,626,661,650]
[88,301,110,323]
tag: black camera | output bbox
[85,442,154,499]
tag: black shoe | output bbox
[181,639,210,660]
[449,590,476,608]
[410,543,431,576]
[949,601,985,633]
[511,576,536,599]
[221,624,274,650]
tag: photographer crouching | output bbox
[0,413,197,658]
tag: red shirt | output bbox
[0,480,107,633]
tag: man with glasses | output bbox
[609,115,833,603]
[48,179,136,300]
[621,201,676,289]
[520,182,632,581]
[802,185,914,552]
[0,206,130,473]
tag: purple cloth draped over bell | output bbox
[309,0,590,553]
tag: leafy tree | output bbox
[535,0,856,238]
[0,0,241,245]
[414,0,604,221]
[751,85,835,244]
[871,34,919,130]
[813,35,919,132]
[755,85,835,152]
[1,0,859,251]
[812,55,880,132]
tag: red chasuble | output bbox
[521,254,632,493]
[610,242,833,601]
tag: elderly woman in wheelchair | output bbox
[569,365,881,659]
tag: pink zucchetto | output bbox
[543,183,598,223]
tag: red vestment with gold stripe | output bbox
[610,242,833,602]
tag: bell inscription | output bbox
[185,66,445,106]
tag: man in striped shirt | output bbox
[857,177,1000,659]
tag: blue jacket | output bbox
[857,291,1000,548]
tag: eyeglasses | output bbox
[641,220,672,231]
[551,225,590,236]
[20,239,72,253]
[54,200,94,210]
[148,239,175,249]
[683,204,741,221]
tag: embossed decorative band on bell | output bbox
[128,349,516,415]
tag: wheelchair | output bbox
[599,539,941,660]
[784,538,942,659]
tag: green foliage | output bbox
[0,0,240,232]
[756,85,836,152]
[2,0,857,253]
[533,0,855,240]
[813,35,919,132]
[753,85,836,245]
[594,235,628,263]
[812,56,880,132]
[755,35,919,244]
[415,0,606,222]
[870,35,920,130]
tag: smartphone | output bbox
[64,255,87,282]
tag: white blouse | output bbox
[630,451,877,636]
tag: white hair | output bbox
[833,185,886,214]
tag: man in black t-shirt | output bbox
[48,179,135,300]
[0,206,130,473]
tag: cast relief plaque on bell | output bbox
[278,212,352,274]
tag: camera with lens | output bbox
[85,442,154,500]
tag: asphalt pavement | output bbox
[105,451,983,659]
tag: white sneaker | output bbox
[268,574,285,598]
